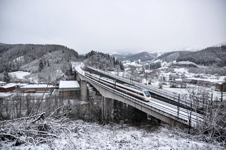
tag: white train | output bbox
[85,72,151,102]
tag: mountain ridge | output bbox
[176,45,226,67]
[0,44,78,83]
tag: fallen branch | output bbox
[0,133,30,145]
[47,106,64,118]
[19,129,58,138]
[31,112,45,124]
[0,113,46,124]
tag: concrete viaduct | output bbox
[75,65,203,128]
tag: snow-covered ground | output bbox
[1,119,224,149]
[9,71,30,79]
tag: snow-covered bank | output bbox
[9,71,30,79]
[1,119,224,149]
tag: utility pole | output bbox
[221,83,223,102]
[177,94,180,117]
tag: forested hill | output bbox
[156,51,189,62]
[0,44,78,83]
[84,50,124,71]
[176,45,226,67]
[125,52,156,62]
[0,44,78,72]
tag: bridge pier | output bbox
[75,72,80,81]
[81,80,87,101]
[101,97,114,124]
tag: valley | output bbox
[1,1,225,149]
[0,43,226,149]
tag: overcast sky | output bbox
[0,0,226,54]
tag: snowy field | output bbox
[1,119,224,149]
[9,71,30,79]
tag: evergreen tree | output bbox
[39,60,44,72]
[149,62,161,69]
[120,62,124,71]
[3,71,10,83]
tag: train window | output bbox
[143,91,151,97]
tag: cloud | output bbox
[0,0,226,54]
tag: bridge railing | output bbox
[76,65,204,127]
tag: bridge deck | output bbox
[75,64,204,128]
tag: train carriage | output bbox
[85,71,151,102]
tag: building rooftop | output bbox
[59,81,80,89]
[20,84,56,89]
[0,83,17,88]
[185,77,224,83]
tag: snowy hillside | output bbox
[1,119,223,149]
[0,44,78,73]
[176,45,226,67]
[112,51,157,62]
[8,71,30,79]
[156,51,189,62]
[0,44,78,83]
[125,52,156,62]
[110,49,134,56]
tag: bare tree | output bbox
[186,86,226,145]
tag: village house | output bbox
[215,82,226,92]
[184,78,222,88]
[0,83,17,92]
[159,74,170,82]
[169,73,179,81]
[170,79,187,88]
[20,84,56,93]
[59,81,80,98]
